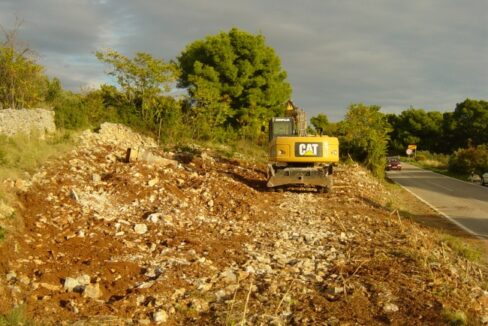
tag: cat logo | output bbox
[295,142,322,157]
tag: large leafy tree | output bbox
[444,99,488,150]
[340,104,391,177]
[178,28,291,131]
[96,49,179,122]
[0,21,46,109]
[309,113,338,136]
[388,107,443,153]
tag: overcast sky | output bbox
[1,0,487,121]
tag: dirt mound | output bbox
[0,125,486,325]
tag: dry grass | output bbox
[0,130,75,202]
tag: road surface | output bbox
[386,162,488,239]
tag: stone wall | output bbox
[0,108,56,137]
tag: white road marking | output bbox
[394,183,486,240]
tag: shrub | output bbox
[448,145,488,175]
[53,92,89,130]
[414,150,449,169]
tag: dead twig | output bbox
[225,277,240,325]
[274,279,295,316]
[241,279,253,326]
[349,259,370,279]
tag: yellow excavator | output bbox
[267,100,339,192]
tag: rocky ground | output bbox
[0,123,487,325]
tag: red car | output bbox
[386,157,402,171]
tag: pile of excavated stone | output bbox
[0,123,486,325]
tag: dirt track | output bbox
[0,124,487,325]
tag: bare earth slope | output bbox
[0,124,487,325]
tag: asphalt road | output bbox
[386,162,488,239]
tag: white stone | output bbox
[134,223,148,234]
[63,277,79,291]
[220,269,237,283]
[76,274,91,285]
[383,303,399,313]
[83,283,102,299]
[153,310,168,323]
[148,178,159,187]
[147,213,161,223]
[6,271,17,282]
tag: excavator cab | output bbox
[266,100,339,192]
[268,117,295,141]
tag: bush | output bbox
[53,92,89,130]
[339,104,391,178]
[448,145,488,175]
[414,150,449,169]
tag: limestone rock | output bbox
[383,303,399,313]
[83,283,102,299]
[134,223,148,234]
[148,178,159,187]
[153,310,168,323]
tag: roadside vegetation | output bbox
[403,145,488,181]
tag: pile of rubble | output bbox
[0,124,486,325]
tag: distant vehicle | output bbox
[481,172,488,186]
[386,157,402,171]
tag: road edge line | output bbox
[395,183,486,240]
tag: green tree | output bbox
[0,21,46,109]
[178,27,291,134]
[340,103,391,177]
[388,107,443,154]
[309,113,339,136]
[45,77,62,103]
[96,49,179,123]
[447,99,488,150]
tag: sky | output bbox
[0,0,487,121]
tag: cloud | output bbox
[0,0,486,120]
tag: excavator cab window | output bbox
[269,117,295,141]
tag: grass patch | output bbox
[0,305,36,326]
[0,226,5,242]
[441,309,467,326]
[441,234,483,263]
[171,138,268,164]
[0,130,75,204]
[213,139,267,163]
[0,130,74,174]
